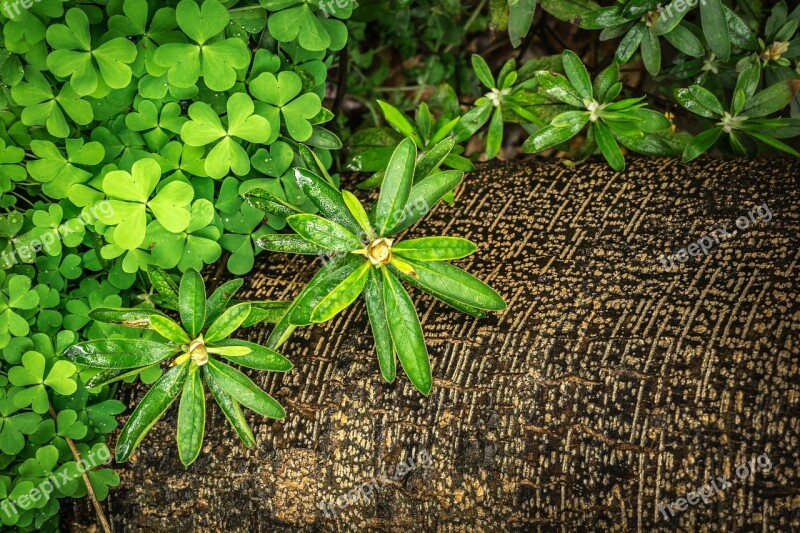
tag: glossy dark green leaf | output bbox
[535,71,584,107]
[205,279,245,325]
[387,170,464,235]
[364,269,396,383]
[593,62,619,103]
[471,54,496,89]
[393,237,477,261]
[342,190,373,237]
[576,6,627,29]
[205,302,251,343]
[206,360,285,419]
[256,233,331,255]
[243,188,301,218]
[743,81,800,117]
[663,23,705,58]
[376,100,422,142]
[746,130,800,157]
[453,103,492,143]
[372,138,416,235]
[485,107,504,159]
[414,137,455,182]
[116,363,190,463]
[204,366,256,447]
[64,340,181,369]
[210,339,293,371]
[522,118,587,153]
[595,120,625,171]
[177,368,205,467]
[88,307,165,329]
[509,0,537,48]
[640,27,661,75]
[150,315,191,344]
[674,86,723,118]
[309,260,371,323]
[147,265,180,310]
[86,366,155,388]
[287,214,363,252]
[700,0,731,61]
[287,254,363,326]
[293,167,362,233]
[381,270,431,395]
[391,258,506,311]
[682,127,722,162]
[562,50,592,100]
[179,269,206,338]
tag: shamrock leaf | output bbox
[125,100,187,152]
[64,269,292,466]
[10,67,93,138]
[153,0,251,91]
[262,0,350,52]
[8,351,78,413]
[0,275,40,340]
[144,199,222,272]
[0,399,41,455]
[250,71,322,141]
[96,158,194,249]
[257,140,505,395]
[0,139,25,193]
[181,93,271,178]
[45,8,137,96]
[26,139,105,200]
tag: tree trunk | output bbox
[65,157,800,531]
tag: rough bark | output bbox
[65,157,800,531]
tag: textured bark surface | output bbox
[66,157,800,531]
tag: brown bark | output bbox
[65,157,800,531]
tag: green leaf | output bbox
[287,214,363,252]
[391,258,506,312]
[205,279,245,325]
[243,188,301,218]
[287,255,363,326]
[535,71,584,107]
[242,301,293,327]
[663,23,705,58]
[210,339,293,371]
[88,307,165,329]
[64,340,180,369]
[682,127,722,162]
[562,50,592,100]
[372,138,416,235]
[640,27,661,75]
[522,118,587,152]
[674,86,724,118]
[414,137,455,182]
[700,0,731,61]
[393,237,478,261]
[364,269,396,382]
[292,168,362,233]
[179,269,206,338]
[150,315,191,344]
[206,360,285,419]
[381,270,431,396]
[594,121,625,171]
[205,302,251,344]
[743,81,800,117]
[388,170,465,235]
[116,362,189,463]
[745,131,800,157]
[376,100,421,142]
[509,0,538,48]
[204,367,256,447]
[256,234,331,255]
[471,54,496,89]
[148,265,180,310]
[342,190,373,237]
[177,368,206,467]
[485,107,504,159]
[309,260,371,323]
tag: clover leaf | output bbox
[64,268,293,466]
[96,158,194,250]
[0,399,41,455]
[45,8,137,96]
[250,71,322,142]
[0,139,25,193]
[255,138,506,395]
[261,0,350,52]
[181,93,271,178]
[144,198,222,272]
[125,100,187,152]
[153,0,250,92]
[0,274,40,342]
[8,351,78,413]
[10,67,93,138]
[27,139,105,200]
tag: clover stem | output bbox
[48,404,112,533]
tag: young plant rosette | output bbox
[64,269,292,467]
[253,138,506,396]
